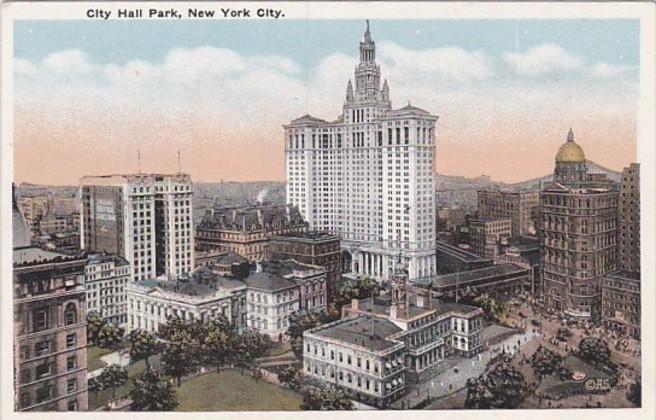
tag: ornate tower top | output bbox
[359,20,376,64]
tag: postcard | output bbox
[1,2,654,420]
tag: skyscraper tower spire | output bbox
[359,20,376,63]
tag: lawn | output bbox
[176,369,303,411]
[87,345,115,372]
[88,360,147,411]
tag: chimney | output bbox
[256,261,263,273]
[351,298,359,312]
[390,304,398,320]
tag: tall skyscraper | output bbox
[284,21,437,282]
[540,129,618,320]
[79,173,194,282]
[617,163,640,274]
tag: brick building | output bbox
[477,190,540,237]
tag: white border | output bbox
[1,2,654,420]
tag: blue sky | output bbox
[13,19,640,184]
[15,19,639,69]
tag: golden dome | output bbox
[555,128,586,163]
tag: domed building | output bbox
[553,128,588,183]
[539,129,619,320]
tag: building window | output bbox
[35,385,53,403]
[67,400,78,411]
[20,392,31,409]
[64,303,77,325]
[34,340,51,357]
[66,333,76,348]
[67,378,77,393]
[67,356,77,371]
[35,362,52,379]
[33,309,49,332]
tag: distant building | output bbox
[17,195,50,229]
[269,231,342,303]
[13,247,88,411]
[477,190,540,237]
[126,260,327,341]
[80,173,194,282]
[12,184,33,248]
[468,218,512,260]
[540,129,618,320]
[435,240,493,275]
[437,207,466,232]
[285,22,437,282]
[194,250,251,276]
[415,263,530,299]
[195,204,307,261]
[85,254,131,326]
[305,263,483,407]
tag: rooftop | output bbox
[272,231,340,243]
[429,263,529,288]
[13,246,80,266]
[311,316,402,351]
[244,270,298,292]
[87,253,130,266]
[436,240,491,262]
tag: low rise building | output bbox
[415,263,530,300]
[305,263,483,407]
[436,240,493,275]
[269,231,342,302]
[126,259,327,341]
[126,267,249,334]
[13,247,88,412]
[85,254,131,326]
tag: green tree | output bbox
[302,386,353,410]
[288,311,322,358]
[627,378,641,407]
[530,346,564,378]
[278,366,303,390]
[98,364,128,400]
[157,315,187,341]
[130,369,179,411]
[577,337,611,366]
[87,311,105,345]
[162,330,199,387]
[129,329,159,369]
[88,376,103,402]
[465,356,528,409]
[338,276,380,306]
[97,323,124,349]
[201,324,234,374]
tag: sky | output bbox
[13,19,639,185]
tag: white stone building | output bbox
[126,268,248,334]
[80,173,194,282]
[284,21,437,282]
[85,254,131,326]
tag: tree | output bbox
[288,312,322,358]
[627,378,641,406]
[465,356,528,409]
[531,346,564,378]
[162,330,199,387]
[230,330,272,373]
[157,315,187,341]
[577,337,611,366]
[302,386,353,410]
[201,325,234,374]
[130,369,179,411]
[97,323,124,349]
[129,329,159,369]
[87,311,105,345]
[338,276,380,306]
[98,364,128,400]
[278,366,303,390]
[472,294,507,323]
[88,376,103,402]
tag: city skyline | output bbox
[14,19,638,185]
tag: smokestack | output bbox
[351,298,359,311]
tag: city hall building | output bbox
[284,21,437,283]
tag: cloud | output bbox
[590,62,636,79]
[42,49,93,75]
[503,43,584,76]
[378,42,493,82]
[14,58,38,77]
